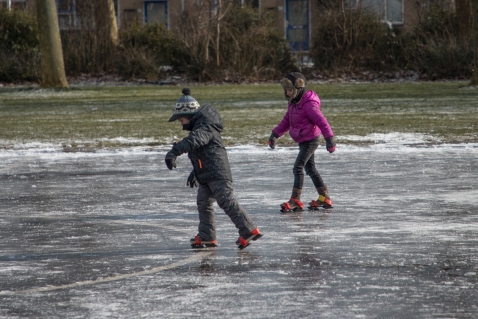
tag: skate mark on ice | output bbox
[2,216,189,233]
[109,220,186,233]
[1,251,214,295]
[1,220,203,294]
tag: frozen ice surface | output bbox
[0,142,477,318]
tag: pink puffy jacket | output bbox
[272,90,334,143]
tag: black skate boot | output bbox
[309,186,333,210]
[190,236,218,248]
[236,228,262,249]
[280,188,304,212]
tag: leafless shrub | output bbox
[173,1,295,81]
[114,23,177,79]
[60,0,118,75]
[309,0,472,79]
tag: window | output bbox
[384,0,403,24]
[56,0,75,14]
[56,0,77,30]
[144,1,168,26]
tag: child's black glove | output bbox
[325,137,336,153]
[268,132,279,149]
[187,170,198,188]
[165,150,177,170]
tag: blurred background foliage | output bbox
[0,2,474,83]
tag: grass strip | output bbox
[0,82,477,149]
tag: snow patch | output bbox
[341,132,438,145]
[1,133,478,157]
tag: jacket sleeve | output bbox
[172,124,214,155]
[303,100,334,139]
[272,107,291,137]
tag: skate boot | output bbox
[309,186,333,210]
[236,228,263,249]
[190,236,217,248]
[280,188,304,212]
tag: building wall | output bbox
[402,0,419,32]
[261,0,286,33]
[22,0,440,51]
[117,0,192,30]
[117,0,141,28]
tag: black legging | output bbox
[293,137,325,189]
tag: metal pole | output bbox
[8,0,12,10]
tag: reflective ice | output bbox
[1,143,477,318]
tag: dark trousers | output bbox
[293,137,325,189]
[196,180,257,240]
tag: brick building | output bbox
[2,0,446,52]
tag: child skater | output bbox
[268,72,336,212]
[165,87,262,249]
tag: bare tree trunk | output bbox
[216,0,221,67]
[95,0,118,71]
[215,0,233,66]
[35,0,69,88]
[106,0,119,46]
[204,3,211,67]
[471,0,478,85]
[456,0,473,41]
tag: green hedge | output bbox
[0,7,39,82]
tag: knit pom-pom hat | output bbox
[168,87,201,122]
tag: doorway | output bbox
[285,0,309,51]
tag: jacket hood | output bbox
[292,90,318,108]
[187,104,224,132]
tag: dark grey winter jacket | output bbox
[171,104,233,185]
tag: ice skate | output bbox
[236,228,262,249]
[190,236,217,248]
[308,186,333,210]
[280,188,304,212]
[280,198,304,212]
